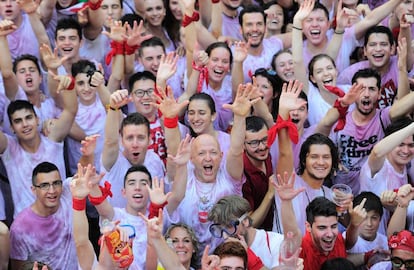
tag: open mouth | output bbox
[323,79,333,85]
[213,69,224,75]
[372,54,384,61]
[26,78,33,87]
[132,152,140,157]
[133,194,143,199]
[203,165,213,174]
[291,118,300,124]
[310,29,321,37]
[62,47,73,53]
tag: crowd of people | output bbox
[1,0,414,268]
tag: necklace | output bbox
[304,186,326,203]
[195,180,216,205]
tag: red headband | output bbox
[389,230,414,253]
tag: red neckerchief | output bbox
[300,230,346,270]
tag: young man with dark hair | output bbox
[9,162,77,270]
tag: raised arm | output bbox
[156,52,179,92]
[91,65,111,106]
[389,87,414,121]
[231,41,248,98]
[250,175,276,228]
[47,74,78,142]
[224,83,261,180]
[83,0,105,41]
[102,90,131,171]
[398,15,414,72]
[396,37,410,101]
[0,20,19,100]
[387,184,414,236]
[354,0,404,40]
[291,0,314,95]
[345,198,367,250]
[368,122,414,176]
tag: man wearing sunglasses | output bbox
[370,230,414,270]
[9,162,77,270]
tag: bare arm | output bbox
[83,0,105,41]
[0,21,19,101]
[250,179,275,228]
[368,122,414,176]
[396,37,410,101]
[345,198,367,250]
[398,17,414,73]
[231,41,248,98]
[38,0,56,25]
[209,0,222,39]
[387,184,414,237]
[0,222,9,270]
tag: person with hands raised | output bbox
[387,184,414,236]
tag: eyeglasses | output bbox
[33,180,63,190]
[255,68,276,76]
[132,88,154,98]
[209,213,248,238]
[245,137,268,148]
[391,256,414,269]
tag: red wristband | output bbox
[247,248,264,270]
[192,61,208,93]
[333,99,349,132]
[88,181,113,205]
[164,116,178,129]
[67,76,76,91]
[88,0,103,10]
[125,42,139,55]
[148,201,168,218]
[73,197,87,211]
[105,40,125,65]
[267,115,299,147]
[182,11,200,27]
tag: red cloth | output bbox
[267,115,299,147]
[389,230,414,253]
[242,153,274,231]
[89,181,113,206]
[325,85,348,132]
[181,11,200,27]
[300,231,346,270]
[192,61,208,93]
[105,41,124,65]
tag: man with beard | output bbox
[242,116,275,231]
[318,68,414,194]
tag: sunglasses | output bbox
[209,213,248,238]
[391,256,414,269]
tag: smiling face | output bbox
[241,12,266,48]
[122,171,150,214]
[303,9,330,47]
[354,77,381,116]
[244,126,269,163]
[265,3,284,33]
[75,73,97,105]
[169,0,183,20]
[191,134,223,183]
[273,51,294,82]
[310,56,338,89]
[32,170,63,213]
[15,60,42,94]
[56,29,81,60]
[207,47,231,85]
[388,136,414,171]
[302,144,332,181]
[307,215,338,255]
[364,33,394,71]
[255,75,274,107]
[10,108,39,142]
[187,99,216,135]
[168,227,195,266]
[144,0,166,27]
[121,124,150,166]
[131,79,157,120]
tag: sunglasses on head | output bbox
[391,256,414,269]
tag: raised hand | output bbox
[0,19,17,36]
[147,176,172,205]
[90,66,105,88]
[77,5,90,27]
[223,83,261,117]
[279,80,306,115]
[337,82,364,107]
[397,37,408,71]
[17,0,38,14]
[125,20,153,47]
[109,89,131,109]
[49,71,74,93]
[233,41,248,63]
[169,134,192,166]
[103,19,127,42]
[348,198,367,226]
[193,50,209,68]
[293,0,315,25]
[32,261,49,270]
[157,52,179,82]
[80,134,100,157]
[201,245,220,270]
[70,163,94,199]
[40,44,68,70]
[139,209,164,243]
[272,172,305,201]
[380,190,397,207]
[397,184,414,208]
[152,85,189,118]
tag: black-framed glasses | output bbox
[34,180,63,190]
[209,213,248,238]
[391,256,414,269]
[132,88,154,98]
[245,137,268,148]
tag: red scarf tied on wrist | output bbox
[267,115,299,147]
[324,85,348,132]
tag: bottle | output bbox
[279,231,300,269]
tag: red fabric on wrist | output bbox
[247,248,264,270]
[192,61,208,93]
[212,0,220,3]
[125,42,139,55]
[182,11,200,27]
[67,76,76,91]
[73,197,86,211]
[333,99,348,132]
[105,40,125,65]
[364,249,375,264]
[164,116,178,129]
[324,85,345,98]
[267,115,299,147]
[89,181,113,205]
[88,0,103,10]
[148,201,168,218]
